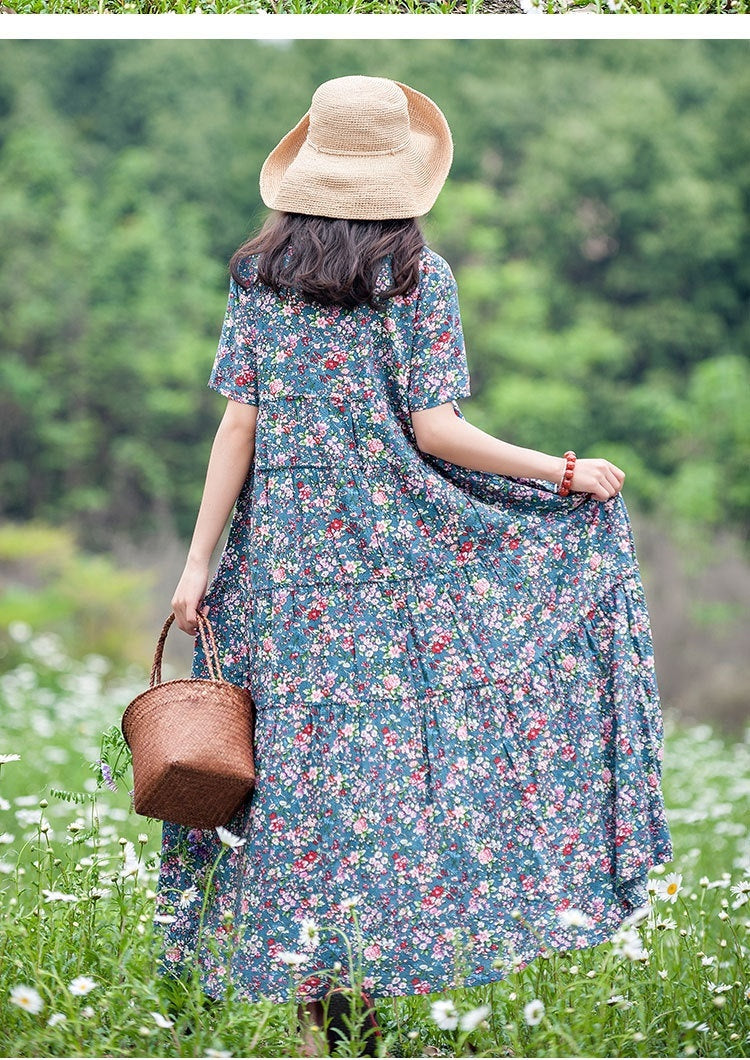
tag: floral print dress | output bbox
[154,246,674,1005]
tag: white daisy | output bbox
[459,1004,491,1032]
[81,1005,95,1019]
[68,976,97,996]
[298,917,320,950]
[523,999,545,1026]
[431,998,459,1030]
[215,826,246,850]
[277,950,307,967]
[47,1012,66,1027]
[154,914,177,924]
[179,885,200,907]
[42,889,78,903]
[0,754,21,765]
[340,895,361,911]
[557,907,595,929]
[151,1011,174,1029]
[10,985,44,1014]
[654,872,682,903]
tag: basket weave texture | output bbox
[121,613,255,829]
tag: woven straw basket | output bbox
[121,613,255,829]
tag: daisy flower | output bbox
[298,917,320,950]
[0,754,21,765]
[654,872,682,903]
[151,1011,174,1029]
[557,907,594,929]
[431,998,459,1030]
[179,885,201,907]
[459,1004,491,1032]
[523,999,545,1026]
[277,950,307,967]
[47,1012,66,1027]
[10,985,44,1014]
[215,826,246,850]
[42,889,78,903]
[68,976,97,996]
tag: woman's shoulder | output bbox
[231,253,261,290]
[417,245,455,282]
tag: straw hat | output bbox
[259,75,453,221]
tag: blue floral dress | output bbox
[154,246,673,1005]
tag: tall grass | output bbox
[1,619,749,1056]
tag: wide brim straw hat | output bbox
[259,75,453,221]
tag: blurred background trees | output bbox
[0,40,748,725]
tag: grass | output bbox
[1,618,749,1057]
[1,0,748,12]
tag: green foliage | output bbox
[0,41,748,547]
[0,522,154,667]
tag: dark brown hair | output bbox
[229,212,425,309]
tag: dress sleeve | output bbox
[407,256,471,412]
[207,277,259,406]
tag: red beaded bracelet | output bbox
[558,450,576,496]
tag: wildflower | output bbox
[611,925,647,961]
[459,1004,491,1032]
[154,914,177,924]
[42,889,78,903]
[655,872,682,903]
[120,842,140,880]
[99,760,118,793]
[619,903,650,930]
[0,754,21,765]
[137,833,149,844]
[298,917,320,950]
[278,950,307,967]
[179,885,200,907]
[730,882,750,908]
[558,907,594,929]
[340,895,361,911]
[10,985,44,1014]
[47,1012,66,1026]
[215,826,246,850]
[151,1011,174,1028]
[523,999,545,1026]
[654,915,677,930]
[68,976,97,996]
[606,994,634,1009]
[81,1005,95,1019]
[205,1050,231,1058]
[431,998,459,1030]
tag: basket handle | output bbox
[150,612,224,687]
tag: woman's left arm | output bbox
[171,399,257,634]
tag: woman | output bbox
[157,75,674,1056]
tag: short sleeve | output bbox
[207,277,259,406]
[408,255,471,412]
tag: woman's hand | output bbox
[171,558,210,636]
[569,458,625,501]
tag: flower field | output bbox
[1,620,749,1057]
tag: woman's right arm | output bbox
[411,402,624,501]
[171,399,258,635]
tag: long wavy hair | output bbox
[229,212,425,309]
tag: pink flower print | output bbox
[269,378,283,396]
[363,943,381,960]
[353,817,367,835]
[474,577,490,597]
[562,654,577,672]
[561,744,577,762]
[589,551,603,570]
[367,438,384,455]
[372,488,388,506]
[326,518,344,537]
[271,566,286,583]
[478,846,493,864]
[382,675,401,692]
